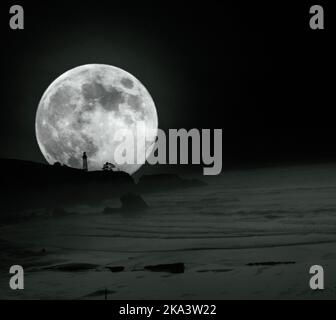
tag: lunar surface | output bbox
[35,64,158,174]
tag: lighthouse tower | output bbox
[82,152,88,171]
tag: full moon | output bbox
[35,64,158,175]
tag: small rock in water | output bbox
[45,263,99,272]
[103,193,148,214]
[106,266,124,272]
[144,262,185,273]
[120,193,148,211]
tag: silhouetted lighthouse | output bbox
[82,152,88,171]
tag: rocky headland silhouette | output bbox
[0,159,206,214]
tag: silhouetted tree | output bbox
[102,162,116,171]
[53,162,62,167]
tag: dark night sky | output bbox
[0,1,334,169]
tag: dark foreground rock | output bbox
[144,262,185,273]
[106,266,125,272]
[44,263,99,272]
